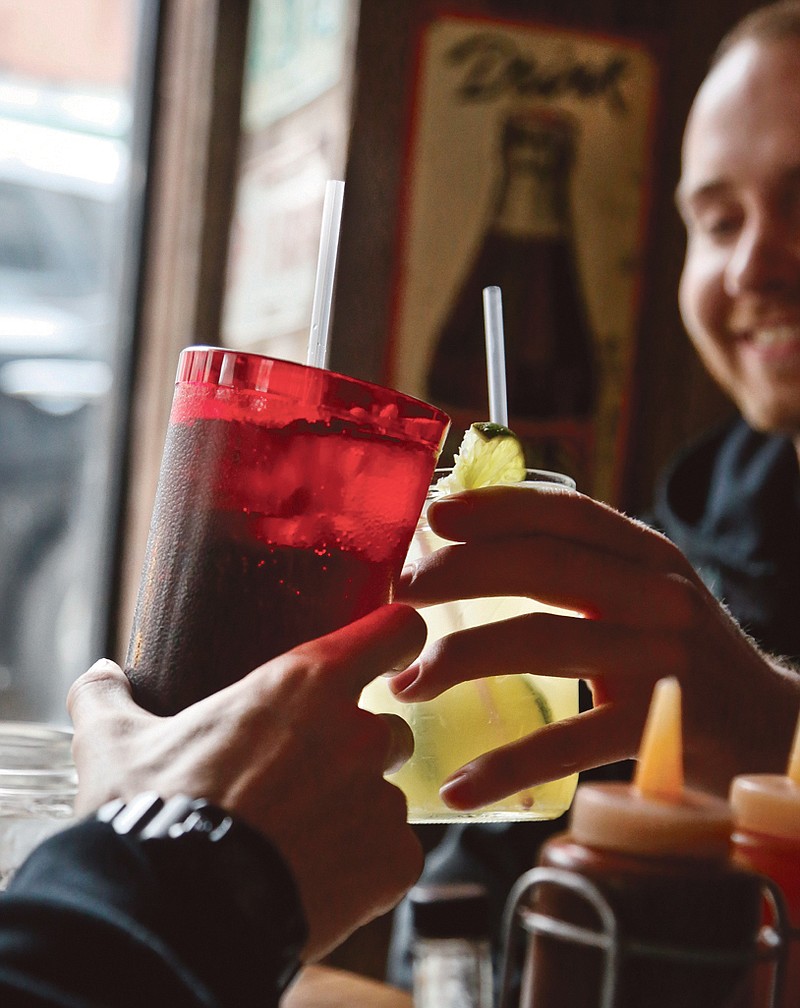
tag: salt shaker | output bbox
[410,881,493,1008]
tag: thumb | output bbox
[68,660,151,815]
[67,658,137,728]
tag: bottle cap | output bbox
[730,706,800,839]
[410,882,490,940]
[569,679,733,858]
[570,781,733,858]
[730,774,800,839]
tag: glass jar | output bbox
[360,467,580,823]
[0,722,78,889]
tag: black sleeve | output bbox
[0,817,307,1008]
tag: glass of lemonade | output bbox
[360,468,580,823]
[125,346,450,715]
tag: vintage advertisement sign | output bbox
[387,14,658,502]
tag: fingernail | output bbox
[430,491,468,506]
[387,664,420,695]
[88,658,120,674]
[439,772,474,809]
[428,494,470,514]
[399,562,417,583]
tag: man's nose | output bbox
[724,213,800,298]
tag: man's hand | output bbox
[390,485,800,804]
[67,603,427,960]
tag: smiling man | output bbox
[678,21,800,435]
[658,1,800,662]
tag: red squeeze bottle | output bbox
[730,711,800,1008]
[521,679,764,1008]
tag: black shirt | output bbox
[0,816,306,1007]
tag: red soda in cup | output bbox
[125,346,449,715]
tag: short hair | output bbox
[713,0,800,65]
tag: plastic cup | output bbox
[360,468,580,823]
[125,346,450,715]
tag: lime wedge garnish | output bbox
[435,422,526,494]
[525,678,553,725]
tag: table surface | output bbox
[282,965,412,1007]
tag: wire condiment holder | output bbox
[498,866,790,1008]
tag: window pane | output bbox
[0,0,154,724]
[223,0,356,362]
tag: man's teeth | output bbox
[751,326,800,347]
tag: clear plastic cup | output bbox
[125,346,449,715]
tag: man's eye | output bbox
[693,212,741,241]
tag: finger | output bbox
[67,658,141,728]
[389,613,688,702]
[426,486,693,574]
[289,603,427,697]
[439,703,644,810]
[399,535,705,626]
[380,712,414,774]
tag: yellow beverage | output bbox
[360,483,580,823]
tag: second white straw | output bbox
[483,285,509,427]
[307,179,345,369]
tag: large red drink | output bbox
[125,347,449,715]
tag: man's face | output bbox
[677,37,800,434]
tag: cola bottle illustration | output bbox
[427,107,597,421]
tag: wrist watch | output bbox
[96,791,236,843]
[95,791,307,990]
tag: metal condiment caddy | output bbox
[498,866,790,1008]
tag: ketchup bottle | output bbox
[730,712,800,1007]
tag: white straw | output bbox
[483,285,509,427]
[307,179,345,369]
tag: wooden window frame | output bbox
[114,0,250,656]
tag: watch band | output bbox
[97,791,235,842]
[94,791,307,992]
